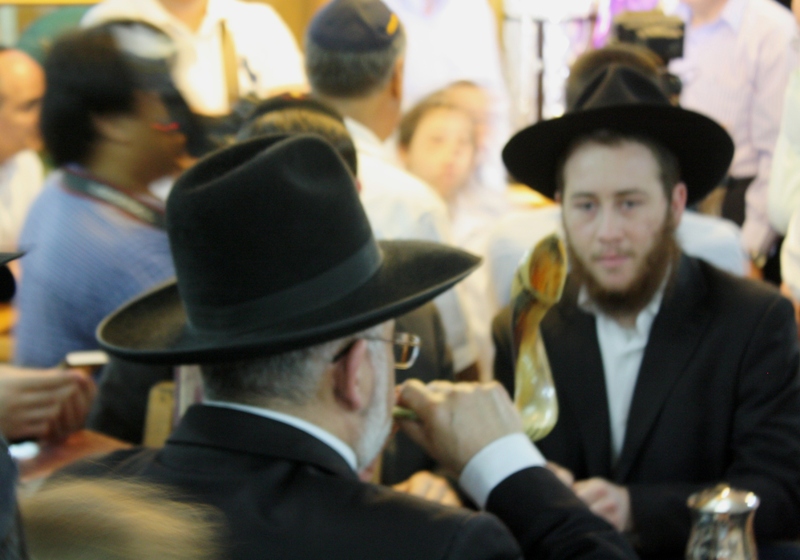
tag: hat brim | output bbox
[97,240,480,364]
[502,104,734,205]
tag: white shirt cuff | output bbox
[458,433,546,509]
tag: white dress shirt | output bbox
[203,400,545,509]
[346,118,478,371]
[459,433,545,508]
[769,67,800,235]
[781,208,800,301]
[0,151,43,252]
[82,0,307,115]
[669,0,799,257]
[578,286,666,461]
[448,182,517,377]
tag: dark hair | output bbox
[555,129,681,199]
[237,108,358,176]
[398,95,474,149]
[566,43,662,111]
[305,28,405,98]
[40,29,138,166]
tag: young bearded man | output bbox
[493,65,800,558]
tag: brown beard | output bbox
[567,211,681,319]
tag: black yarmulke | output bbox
[308,0,401,53]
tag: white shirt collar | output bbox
[202,400,358,471]
[344,117,394,161]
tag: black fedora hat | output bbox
[97,134,480,363]
[503,64,734,205]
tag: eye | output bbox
[619,198,643,210]
[572,200,596,212]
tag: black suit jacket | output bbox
[65,405,636,560]
[493,255,800,558]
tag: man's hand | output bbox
[0,365,94,442]
[392,470,462,507]
[573,477,632,532]
[396,379,524,475]
[45,368,97,443]
[546,461,575,487]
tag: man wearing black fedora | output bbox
[62,133,636,560]
[493,65,800,557]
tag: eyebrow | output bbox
[568,188,649,199]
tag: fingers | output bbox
[546,461,575,487]
[14,384,75,408]
[573,478,606,503]
[9,419,52,441]
[0,399,61,441]
[46,373,97,444]
[4,371,77,393]
[0,366,93,442]
[572,478,631,532]
[392,471,462,507]
[396,379,525,475]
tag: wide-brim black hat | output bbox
[97,134,480,364]
[503,65,734,205]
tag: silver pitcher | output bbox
[686,484,760,560]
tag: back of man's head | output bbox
[238,99,358,175]
[40,29,138,167]
[305,0,405,99]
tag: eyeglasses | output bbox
[331,332,421,370]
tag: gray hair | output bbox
[305,29,405,98]
[201,324,385,406]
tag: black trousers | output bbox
[724,176,782,285]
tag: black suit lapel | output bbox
[543,277,613,478]
[613,255,710,482]
[167,404,358,480]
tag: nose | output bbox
[595,205,623,242]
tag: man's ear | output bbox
[670,181,688,225]
[554,191,563,204]
[91,113,133,144]
[390,56,404,102]
[332,339,368,412]
[397,144,409,167]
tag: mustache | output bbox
[591,250,635,259]
[589,246,636,261]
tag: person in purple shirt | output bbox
[592,0,660,47]
[669,0,799,282]
[14,26,185,368]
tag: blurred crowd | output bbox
[1,0,800,558]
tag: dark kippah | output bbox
[308,0,401,53]
[246,93,345,124]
